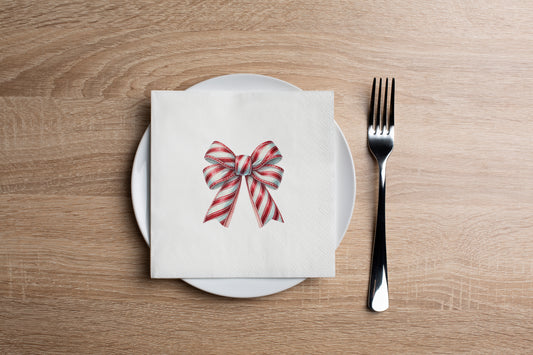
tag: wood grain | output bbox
[1,0,532,353]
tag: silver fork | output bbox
[367,77,395,312]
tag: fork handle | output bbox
[368,160,389,312]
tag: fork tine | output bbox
[383,78,388,133]
[389,78,395,129]
[368,78,376,131]
[376,78,382,133]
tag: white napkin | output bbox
[150,91,336,278]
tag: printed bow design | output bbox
[203,141,284,228]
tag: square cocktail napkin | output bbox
[150,91,336,278]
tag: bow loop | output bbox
[252,164,284,189]
[204,141,236,169]
[250,141,282,169]
[203,164,236,189]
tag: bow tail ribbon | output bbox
[245,176,284,227]
[203,175,242,227]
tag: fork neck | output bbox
[378,160,388,191]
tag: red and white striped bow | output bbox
[203,141,284,228]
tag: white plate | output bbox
[131,74,356,298]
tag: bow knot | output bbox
[235,155,252,176]
[203,141,284,228]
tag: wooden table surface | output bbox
[1,1,532,353]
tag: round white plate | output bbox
[131,73,356,298]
